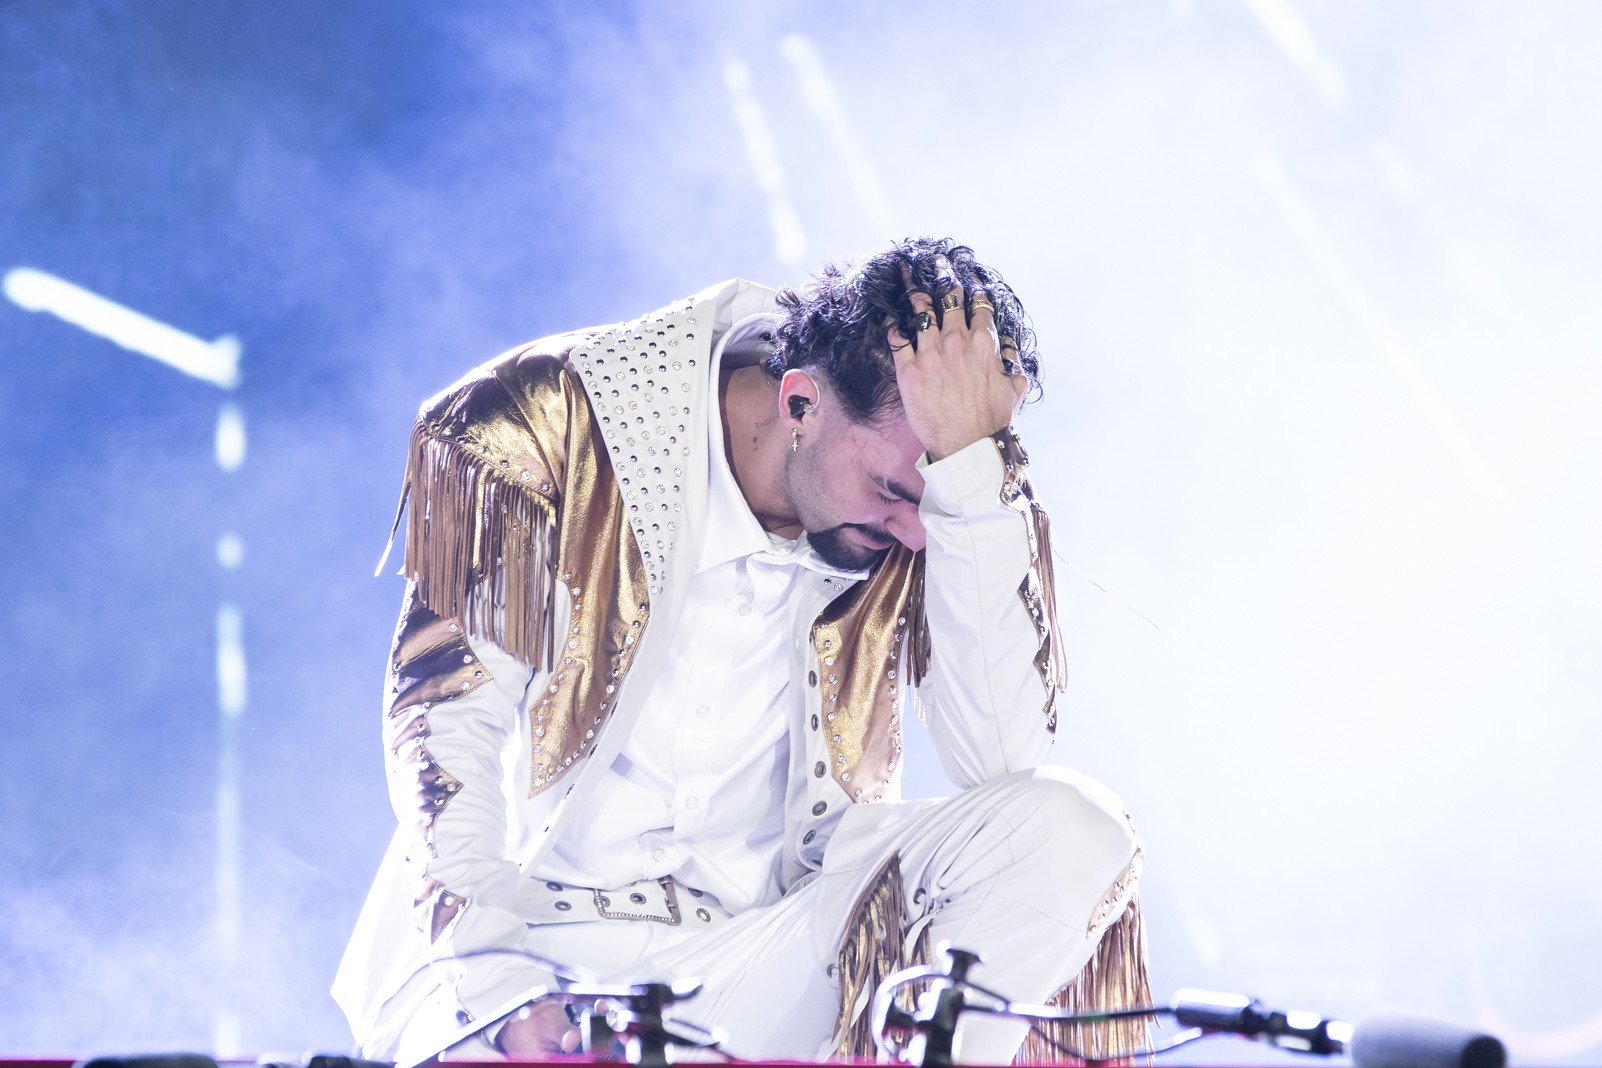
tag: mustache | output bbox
[806,523,893,571]
[842,522,895,546]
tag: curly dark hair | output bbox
[765,236,1041,425]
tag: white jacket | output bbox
[332,279,1062,1060]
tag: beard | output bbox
[784,434,894,571]
[805,523,892,572]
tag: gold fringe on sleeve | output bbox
[384,345,582,674]
[904,558,933,686]
[402,429,559,673]
[994,427,1068,732]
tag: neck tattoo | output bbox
[753,411,777,451]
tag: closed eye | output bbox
[875,476,924,507]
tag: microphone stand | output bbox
[872,945,1167,1067]
[870,945,1452,1068]
[547,979,726,1068]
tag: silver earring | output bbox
[791,428,800,452]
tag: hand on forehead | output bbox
[884,260,1028,461]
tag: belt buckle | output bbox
[593,876,682,925]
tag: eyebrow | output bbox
[881,476,923,506]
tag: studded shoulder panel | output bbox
[561,297,708,598]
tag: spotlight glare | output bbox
[3,266,241,389]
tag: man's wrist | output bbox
[923,422,1011,463]
[917,433,1014,517]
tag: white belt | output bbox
[520,875,731,928]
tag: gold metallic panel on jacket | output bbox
[384,593,486,942]
[400,335,584,673]
[385,592,484,857]
[812,544,930,802]
[394,330,650,799]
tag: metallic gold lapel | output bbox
[811,544,929,802]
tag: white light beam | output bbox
[723,58,808,264]
[1254,154,1494,492]
[778,34,896,236]
[3,266,240,389]
[215,402,247,472]
[1239,0,1348,106]
[214,600,247,1055]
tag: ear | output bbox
[778,369,821,422]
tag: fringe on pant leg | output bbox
[1014,853,1152,1066]
[832,853,920,1058]
[829,849,1153,1064]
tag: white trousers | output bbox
[439,765,1138,1065]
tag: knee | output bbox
[992,766,1141,903]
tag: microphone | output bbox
[1350,1012,1507,1068]
[1171,991,1506,1068]
[1171,989,1348,1054]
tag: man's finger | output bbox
[904,288,938,353]
[936,284,966,333]
[969,287,996,331]
[888,325,917,368]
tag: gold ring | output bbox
[938,292,963,312]
[971,298,995,314]
[913,311,936,332]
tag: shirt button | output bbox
[652,847,666,861]
[695,704,710,719]
[685,796,700,811]
[738,602,753,616]
[808,670,818,686]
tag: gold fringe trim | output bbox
[1014,893,1153,1065]
[906,558,933,686]
[402,429,559,673]
[833,853,916,1058]
[1030,502,1067,697]
[994,426,1068,731]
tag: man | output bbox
[333,238,1148,1066]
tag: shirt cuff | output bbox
[917,435,1007,520]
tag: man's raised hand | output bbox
[888,283,1028,462]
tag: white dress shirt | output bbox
[532,321,865,912]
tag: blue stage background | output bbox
[3,1,1599,1061]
